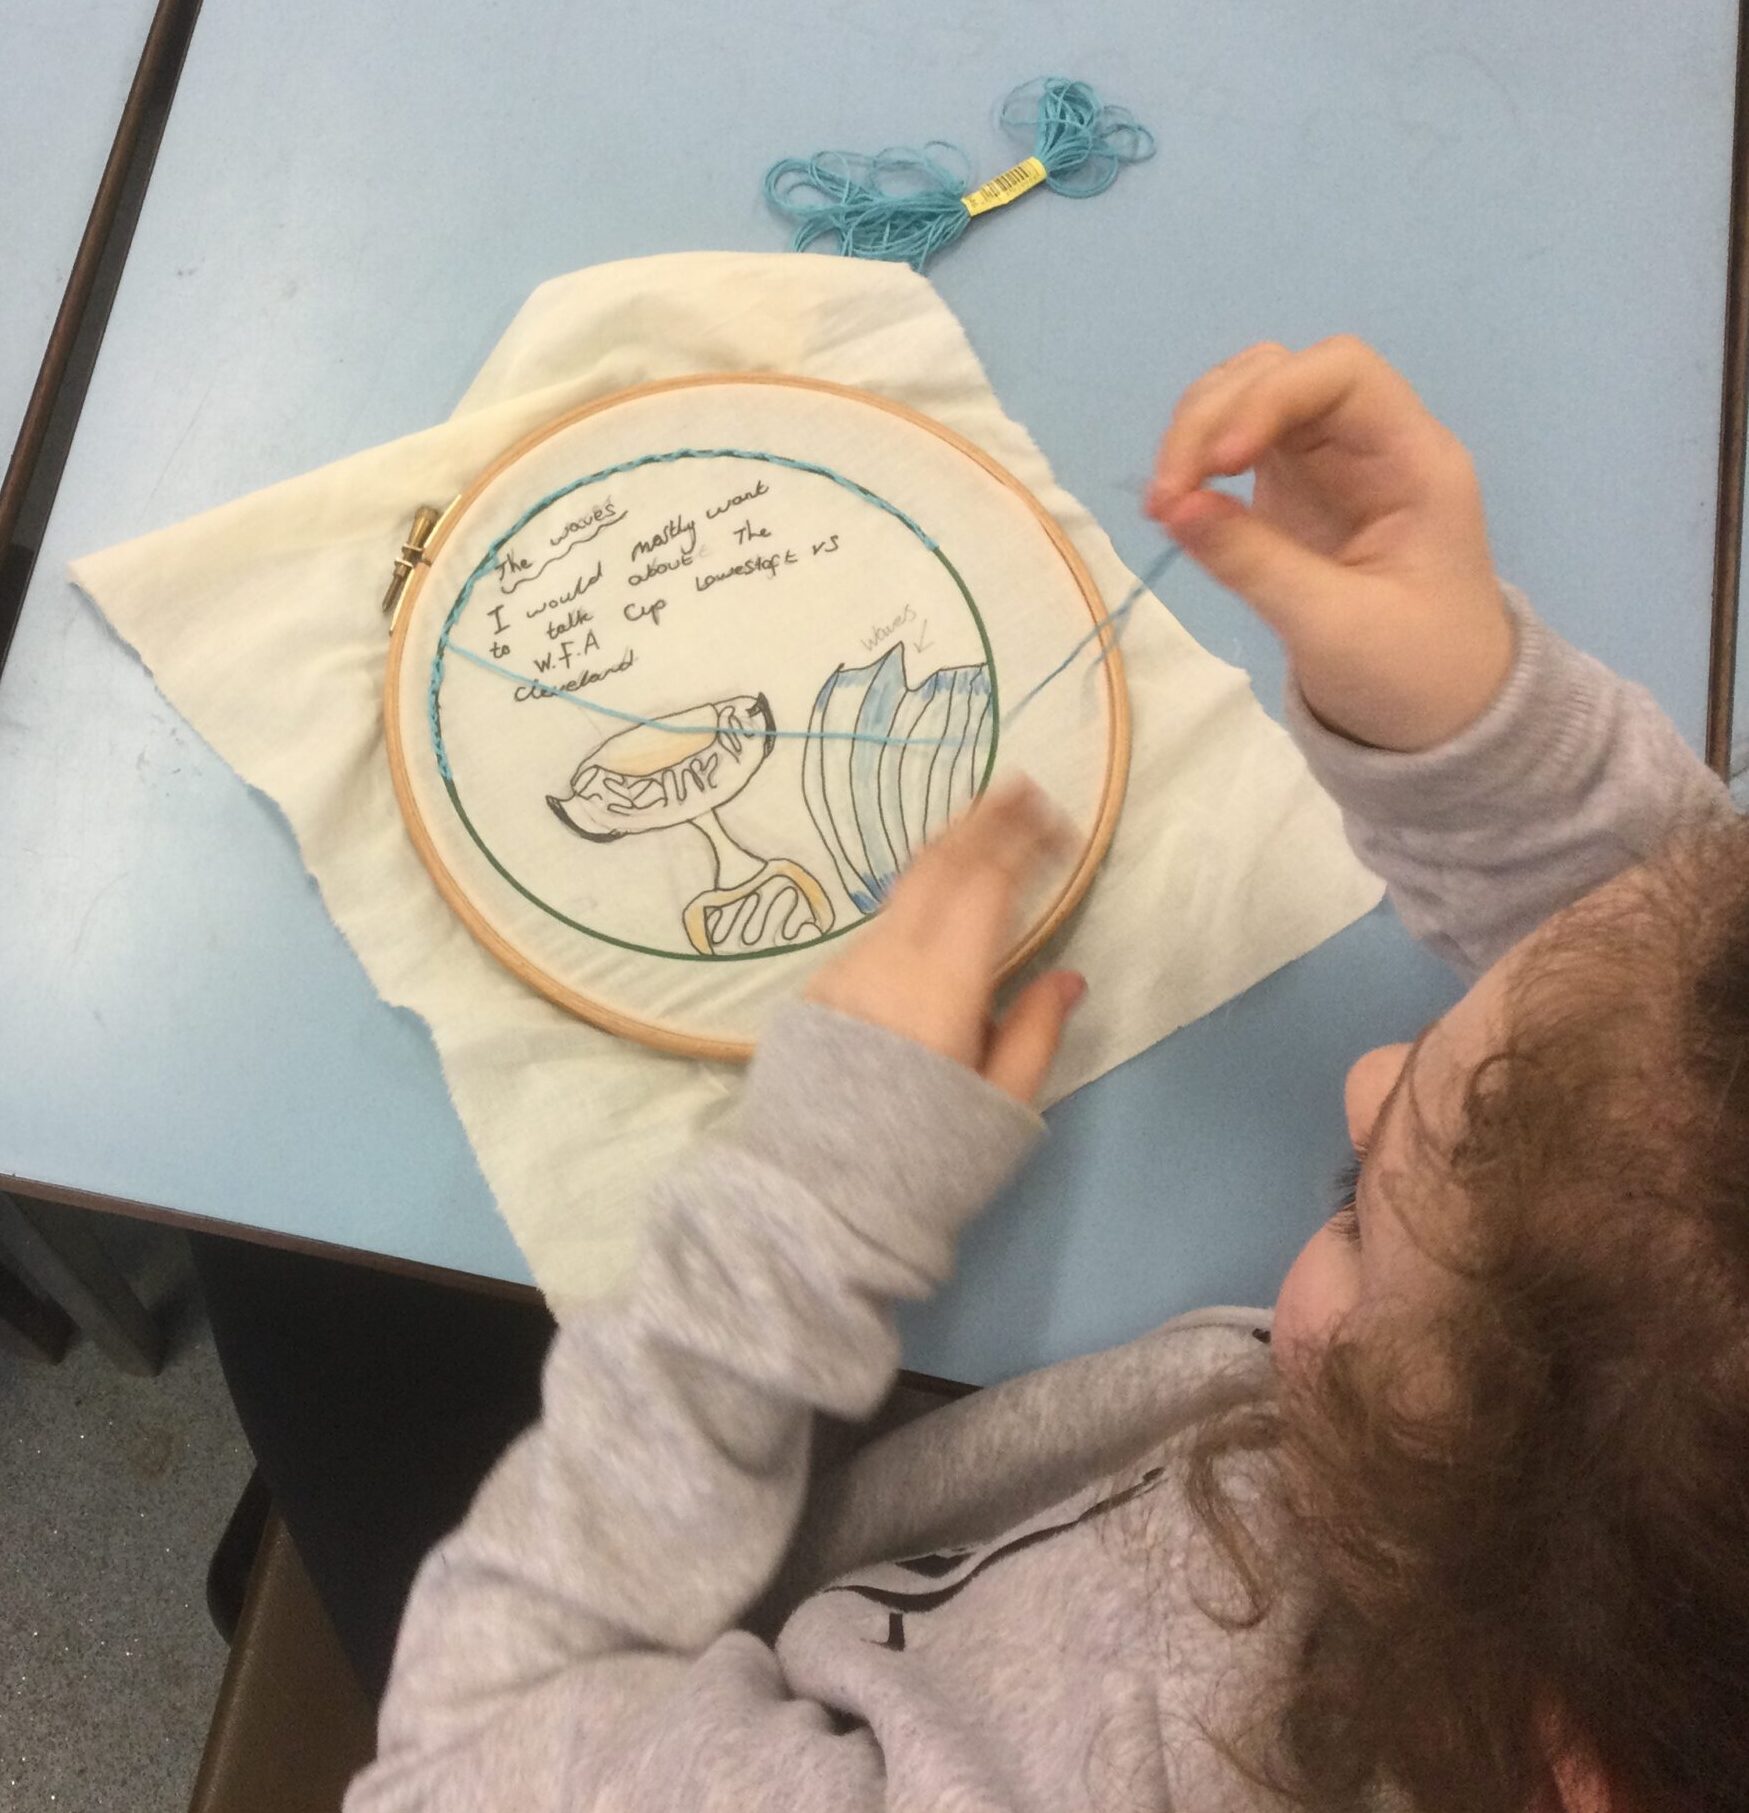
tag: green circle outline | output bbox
[434,462,998,963]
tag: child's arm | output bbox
[1149,337,1732,978]
[1277,590,1730,977]
[345,785,1083,1813]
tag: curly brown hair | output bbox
[1190,823,1749,1813]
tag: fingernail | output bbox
[1063,971,1088,1009]
[1159,489,1226,541]
[1147,477,1189,519]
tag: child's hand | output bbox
[805,778,1085,1104]
[1146,337,1513,752]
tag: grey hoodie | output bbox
[346,595,1729,1811]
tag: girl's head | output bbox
[1252,825,1749,1812]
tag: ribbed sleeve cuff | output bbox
[732,1002,1045,1263]
[1282,587,1610,828]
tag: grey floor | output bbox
[1,1214,250,1813]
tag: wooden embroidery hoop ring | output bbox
[383,373,1131,1063]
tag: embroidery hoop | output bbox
[384,374,1129,1061]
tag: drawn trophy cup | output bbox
[545,693,835,956]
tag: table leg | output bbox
[0,1193,163,1376]
[0,1253,73,1363]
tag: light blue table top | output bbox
[0,0,1735,1384]
[0,0,156,462]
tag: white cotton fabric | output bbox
[395,377,1122,1049]
[71,253,1381,1303]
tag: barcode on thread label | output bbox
[961,156,1048,218]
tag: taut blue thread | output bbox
[428,447,945,780]
[999,543,1181,725]
[764,77,1155,272]
[435,544,1180,754]
[444,643,964,749]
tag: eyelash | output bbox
[1327,1155,1363,1247]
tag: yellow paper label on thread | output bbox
[961,155,1048,218]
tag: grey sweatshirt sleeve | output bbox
[344,1004,1042,1813]
[1284,588,1734,978]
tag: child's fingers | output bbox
[1158,491,1357,638]
[886,778,1068,966]
[1187,335,1416,481]
[805,784,1077,1073]
[1150,342,1290,503]
[982,970,1086,1102]
[1168,342,1290,432]
[1149,335,1418,518]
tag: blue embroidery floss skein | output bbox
[763,77,1156,271]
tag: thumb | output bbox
[982,970,1086,1103]
[1158,491,1348,637]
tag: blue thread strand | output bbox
[433,544,1182,763]
[1000,77,1155,199]
[1000,543,1181,726]
[764,77,1154,271]
[444,643,967,749]
[424,445,1180,777]
[427,447,942,781]
[765,142,978,268]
